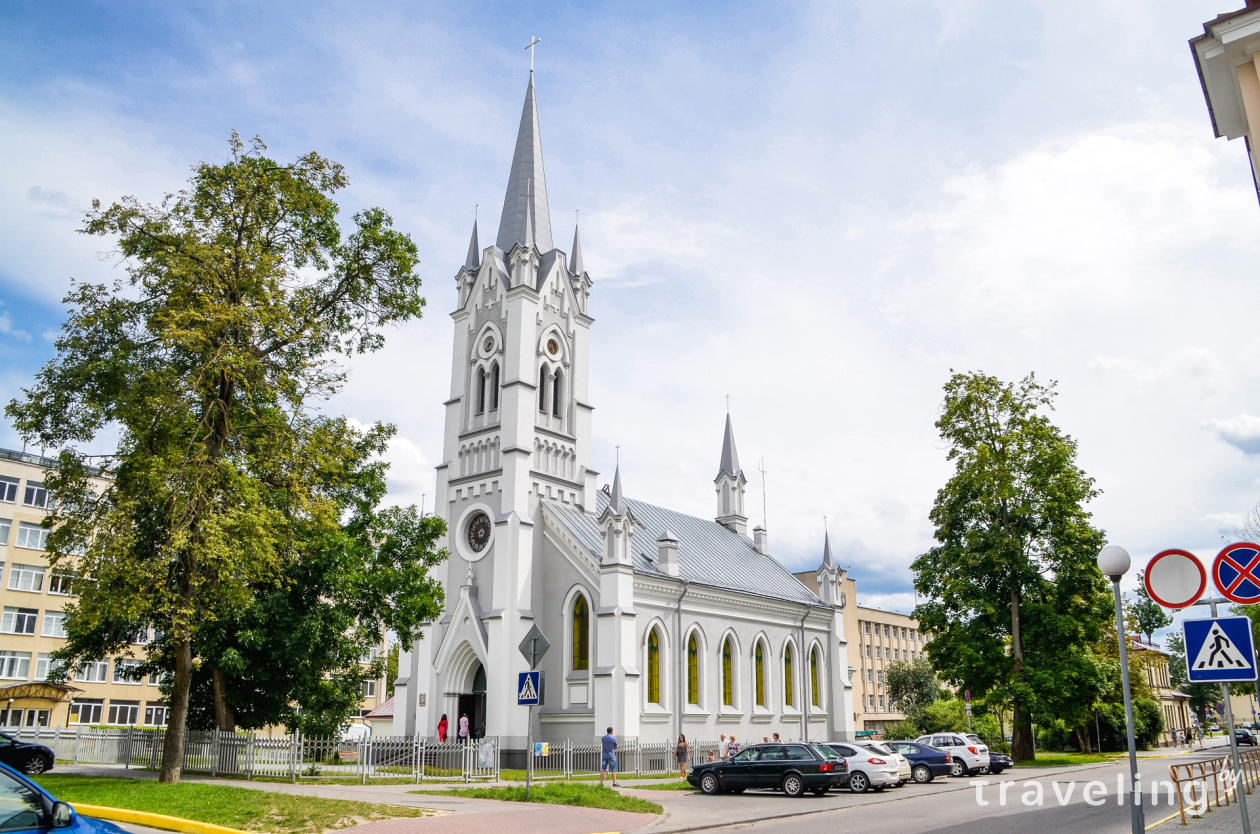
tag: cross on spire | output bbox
[526,36,541,72]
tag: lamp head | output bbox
[1097,545,1131,579]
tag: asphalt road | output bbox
[653,743,1239,834]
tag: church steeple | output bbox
[570,222,585,275]
[464,217,480,272]
[714,414,748,536]
[496,73,553,253]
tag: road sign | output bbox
[518,624,551,670]
[1214,543,1260,605]
[964,690,971,703]
[518,671,544,705]
[1184,616,1258,683]
[1146,549,1207,609]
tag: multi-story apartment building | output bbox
[0,448,388,731]
[793,568,929,734]
[1130,640,1192,745]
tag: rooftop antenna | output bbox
[525,36,541,72]
[759,457,768,531]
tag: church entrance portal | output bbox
[457,663,486,740]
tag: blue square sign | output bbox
[517,671,543,706]
[1184,616,1257,683]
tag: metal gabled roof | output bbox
[544,491,820,605]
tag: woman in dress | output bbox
[675,734,690,780]
[437,714,448,743]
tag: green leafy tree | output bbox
[1128,571,1172,645]
[885,658,940,718]
[7,135,426,782]
[912,372,1111,762]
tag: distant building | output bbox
[1131,640,1192,745]
[795,545,928,735]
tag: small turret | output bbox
[714,414,748,536]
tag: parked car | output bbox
[915,734,987,777]
[987,752,1013,774]
[886,740,952,784]
[688,743,848,797]
[1210,723,1221,732]
[1236,729,1257,747]
[854,742,911,785]
[0,759,127,834]
[826,743,902,793]
[964,734,991,762]
[0,734,54,776]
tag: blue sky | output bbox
[3,0,1260,624]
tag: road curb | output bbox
[71,803,249,834]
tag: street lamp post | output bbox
[1098,545,1145,834]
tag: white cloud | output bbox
[1205,415,1260,456]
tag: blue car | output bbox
[886,741,953,784]
[0,762,128,834]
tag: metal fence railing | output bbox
[1168,747,1260,825]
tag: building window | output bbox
[361,679,376,697]
[875,647,881,659]
[490,364,500,411]
[784,645,794,708]
[865,645,871,658]
[879,695,884,709]
[0,520,9,546]
[22,483,49,509]
[48,572,74,596]
[868,694,874,708]
[864,623,870,634]
[551,370,562,418]
[0,652,30,680]
[902,628,908,639]
[877,670,883,684]
[41,611,66,638]
[0,478,16,503]
[144,705,169,726]
[647,629,661,704]
[148,670,168,687]
[476,368,487,415]
[76,660,109,683]
[867,669,873,682]
[687,634,699,705]
[883,625,890,637]
[754,642,765,707]
[14,524,47,552]
[69,701,103,725]
[722,638,734,707]
[0,608,37,635]
[910,630,916,641]
[33,654,54,681]
[114,659,143,684]
[811,648,821,707]
[107,702,139,725]
[894,649,900,661]
[2,709,48,728]
[8,564,44,592]
[572,595,589,672]
[538,367,548,412]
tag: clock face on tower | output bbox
[466,511,492,553]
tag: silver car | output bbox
[855,741,911,785]
[826,742,901,793]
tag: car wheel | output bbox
[700,773,721,795]
[22,757,46,776]
[912,764,933,784]
[849,771,870,793]
[811,787,829,797]
[782,774,805,798]
[950,760,966,777]
[991,766,1005,775]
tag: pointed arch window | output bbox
[754,642,765,707]
[490,364,500,411]
[721,638,733,707]
[476,368,487,415]
[784,645,795,708]
[538,367,548,412]
[810,647,821,707]
[722,483,730,514]
[572,595,589,672]
[647,629,661,704]
[552,369,562,418]
[687,634,699,705]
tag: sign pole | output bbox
[525,703,533,800]
[1111,574,1145,834]
[1209,598,1252,834]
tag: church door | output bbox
[457,663,487,740]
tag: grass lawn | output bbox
[630,781,697,791]
[412,783,662,814]
[33,775,432,834]
[1014,753,1114,767]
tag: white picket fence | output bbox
[529,738,727,780]
[1,727,500,783]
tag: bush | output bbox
[882,719,920,740]
[916,699,968,734]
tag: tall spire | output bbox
[718,413,742,478]
[464,217,480,271]
[496,73,553,253]
[610,461,626,516]
[822,531,834,568]
[570,221,585,275]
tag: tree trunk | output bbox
[159,635,194,783]
[211,666,236,732]
[1076,725,1092,754]
[1011,700,1035,762]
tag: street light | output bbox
[1098,545,1144,834]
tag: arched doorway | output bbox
[457,662,486,739]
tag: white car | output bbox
[855,741,912,785]
[916,733,987,777]
[964,734,991,762]
[826,742,902,793]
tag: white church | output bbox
[394,71,855,763]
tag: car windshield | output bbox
[813,744,843,760]
[966,735,984,745]
[859,742,894,755]
[0,770,43,833]
[733,748,760,762]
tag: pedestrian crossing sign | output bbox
[518,671,544,705]
[1184,616,1257,683]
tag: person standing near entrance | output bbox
[675,734,690,781]
[438,714,448,743]
[458,713,470,743]
[600,727,619,787]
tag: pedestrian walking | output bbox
[437,713,448,743]
[728,735,740,758]
[458,713,469,743]
[718,734,729,760]
[601,727,619,787]
[676,734,690,780]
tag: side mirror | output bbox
[50,802,73,828]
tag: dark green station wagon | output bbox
[687,743,849,797]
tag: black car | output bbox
[1236,729,1257,747]
[987,752,1013,774]
[687,742,848,797]
[885,741,952,784]
[0,733,54,775]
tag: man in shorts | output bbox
[601,727,619,787]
